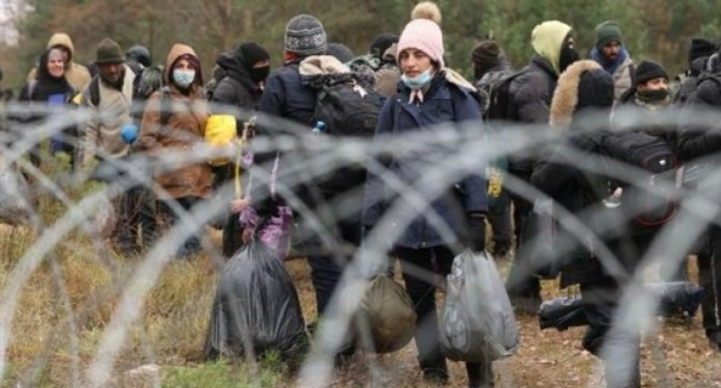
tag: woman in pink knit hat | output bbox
[362,3,493,387]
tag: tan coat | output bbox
[138,44,211,200]
[79,65,135,166]
[27,33,92,91]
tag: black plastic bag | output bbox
[539,282,705,331]
[440,250,519,362]
[649,281,705,319]
[354,274,416,354]
[203,240,309,364]
[538,297,586,331]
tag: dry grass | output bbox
[1,202,721,387]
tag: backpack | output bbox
[476,69,527,121]
[309,72,383,193]
[475,69,515,120]
[134,65,164,101]
[312,73,383,138]
[602,130,679,226]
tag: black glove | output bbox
[467,214,486,254]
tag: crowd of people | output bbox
[2,2,721,387]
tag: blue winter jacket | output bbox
[362,74,488,249]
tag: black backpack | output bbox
[134,65,164,101]
[476,69,528,121]
[312,73,383,138]
[603,130,679,226]
[476,69,514,120]
[309,73,383,193]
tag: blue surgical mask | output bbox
[172,69,196,88]
[401,69,433,90]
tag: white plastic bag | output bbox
[440,250,519,362]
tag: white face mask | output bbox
[172,69,196,88]
[401,69,433,90]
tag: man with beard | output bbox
[79,38,151,255]
[591,21,635,101]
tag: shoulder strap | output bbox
[159,87,172,126]
[89,76,101,106]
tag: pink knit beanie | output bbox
[397,18,444,68]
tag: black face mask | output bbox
[249,66,270,84]
[559,44,580,74]
[636,88,670,104]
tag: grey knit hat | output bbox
[285,14,327,56]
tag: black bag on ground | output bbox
[649,281,705,319]
[354,274,416,354]
[539,281,705,331]
[203,240,309,363]
[538,297,586,331]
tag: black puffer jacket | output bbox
[509,55,558,124]
[678,71,721,162]
[506,55,558,179]
[674,56,711,105]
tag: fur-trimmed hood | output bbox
[550,60,613,129]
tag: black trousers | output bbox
[579,230,651,388]
[700,227,721,331]
[115,185,157,252]
[155,196,202,258]
[395,245,492,387]
[487,199,513,253]
[506,191,540,298]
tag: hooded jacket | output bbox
[79,65,135,166]
[531,60,614,287]
[211,49,263,124]
[138,44,211,200]
[510,21,572,125]
[27,33,92,91]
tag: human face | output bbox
[52,46,71,64]
[47,49,65,78]
[174,58,195,71]
[601,41,621,62]
[97,62,124,84]
[638,77,669,92]
[399,48,433,78]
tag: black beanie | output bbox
[327,42,355,63]
[472,40,501,69]
[689,38,716,65]
[635,60,668,85]
[369,33,399,57]
[239,43,270,70]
